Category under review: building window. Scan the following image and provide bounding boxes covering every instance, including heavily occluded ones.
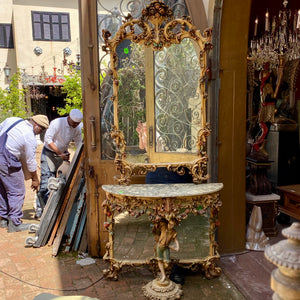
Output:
[0,24,14,48]
[32,11,71,41]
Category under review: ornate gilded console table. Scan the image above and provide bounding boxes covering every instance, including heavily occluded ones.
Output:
[99,1,220,298]
[101,182,223,282]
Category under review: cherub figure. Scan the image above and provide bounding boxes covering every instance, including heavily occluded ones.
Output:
[153,218,179,283]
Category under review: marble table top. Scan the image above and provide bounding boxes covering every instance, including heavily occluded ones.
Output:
[102,183,223,199]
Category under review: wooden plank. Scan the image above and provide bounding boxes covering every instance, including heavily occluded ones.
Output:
[37,143,84,247]
[31,176,66,248]
[47,145,84,246]
[74,202,87,252]
[51,161,84,256]
[65,142,84,180]
[73,200,87,251]
[75,205,87,252]
[78,222,87,253]
[39,144,84,247]
[64,182,86,252]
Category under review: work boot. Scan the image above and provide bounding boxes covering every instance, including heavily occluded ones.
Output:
[7,220,31,233]
[0,217,8,228]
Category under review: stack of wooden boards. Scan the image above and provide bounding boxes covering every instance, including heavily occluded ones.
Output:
[25,142,87,257]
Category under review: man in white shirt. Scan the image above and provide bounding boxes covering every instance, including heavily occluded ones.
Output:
[0,115,49,232]
[35,109,83,218]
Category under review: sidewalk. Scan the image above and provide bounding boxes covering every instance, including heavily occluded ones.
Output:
[0,145,248,299]
[0,223,246,300]
[0,181,246,300]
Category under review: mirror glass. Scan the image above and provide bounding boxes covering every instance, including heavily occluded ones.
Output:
[117,38,201,162]
[154,39,201,153]
[113,211,210,261]
[117,40,147,163]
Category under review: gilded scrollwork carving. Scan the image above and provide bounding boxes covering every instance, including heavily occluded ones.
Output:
[102,184,223,281]
[202,259,222,279]
[103,260,124,281]
[102,0,212,185]
[100,2,222,296]
[103,192,221,221]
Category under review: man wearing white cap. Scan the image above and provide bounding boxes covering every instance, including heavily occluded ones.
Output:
[35,109,83,218]
[0,115,49,232]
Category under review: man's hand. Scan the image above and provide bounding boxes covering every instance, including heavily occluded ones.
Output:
[31,179,40,191]
[59,151,70,161]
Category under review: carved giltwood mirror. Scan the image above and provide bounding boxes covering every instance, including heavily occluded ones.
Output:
[102,0,212,185]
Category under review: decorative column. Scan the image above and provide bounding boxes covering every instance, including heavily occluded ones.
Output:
[264,222,300,300]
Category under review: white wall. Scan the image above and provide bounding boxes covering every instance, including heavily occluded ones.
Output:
[0,0,81,90]
[0,0,14,89]
[12,0,80,86]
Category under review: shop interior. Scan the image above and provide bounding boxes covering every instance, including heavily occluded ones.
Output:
[246,0,300,233]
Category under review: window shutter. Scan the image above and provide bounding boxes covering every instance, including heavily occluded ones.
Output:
[52,24,60,40]
[61,24,69,40]
[5,25,13,47]
[0,25,5,47]
[32,11,70,41]
[43,24,51,40]
[33,23,42,40]
[0,24,14,48]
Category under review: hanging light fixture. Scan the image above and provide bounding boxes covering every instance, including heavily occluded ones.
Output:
[248,0,300,70]
[33,46,43,56]
[3,64,11,77]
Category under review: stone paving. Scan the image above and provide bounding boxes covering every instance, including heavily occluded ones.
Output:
[0,223,245,300]
[0,194,246,300]
[0,144,246,299]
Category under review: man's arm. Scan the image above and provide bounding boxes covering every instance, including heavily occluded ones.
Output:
[30,170,39,191]
[23,134,39,189]
[47,142,69,160]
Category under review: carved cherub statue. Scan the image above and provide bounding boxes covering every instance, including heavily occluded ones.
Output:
[153,217,179,283]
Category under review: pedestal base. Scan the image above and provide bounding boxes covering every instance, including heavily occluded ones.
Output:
[246,158,273,195]
[246,193,280,236]
[143,278,183,300]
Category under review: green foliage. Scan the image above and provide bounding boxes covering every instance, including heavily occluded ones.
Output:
[57,66,107,117]
[57,71,82,116]
[0,72,27,123]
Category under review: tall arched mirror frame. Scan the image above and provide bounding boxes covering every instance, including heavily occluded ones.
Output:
[102,0,212,185]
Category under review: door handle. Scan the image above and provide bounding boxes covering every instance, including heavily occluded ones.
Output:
[90,116,96,151]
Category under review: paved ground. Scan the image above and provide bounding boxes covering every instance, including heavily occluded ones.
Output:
[0,148,249,300]
[0,183,247,300]
[0,229,245,300]
[1,144,281,299]
[0,213,245,300]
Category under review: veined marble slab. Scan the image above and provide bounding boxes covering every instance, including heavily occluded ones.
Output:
[102,183,223,198]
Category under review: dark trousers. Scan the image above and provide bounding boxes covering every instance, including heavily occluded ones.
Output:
[0,132,25,225]
[36,147,63,210]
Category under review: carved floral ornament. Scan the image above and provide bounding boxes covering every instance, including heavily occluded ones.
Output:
[102,1,212,52]
[102,188,222,280]
[102,191,222,221]
[102,0,213,185]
